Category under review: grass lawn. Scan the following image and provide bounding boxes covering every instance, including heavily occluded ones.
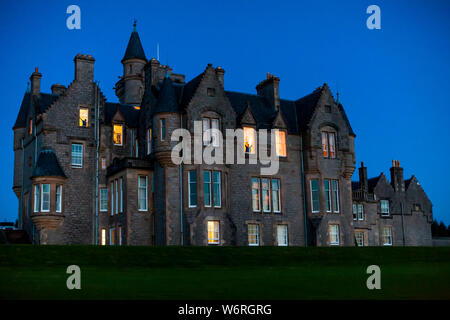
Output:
[0,245,449,300]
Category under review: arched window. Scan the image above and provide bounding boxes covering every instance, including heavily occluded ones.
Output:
[321,126,337,158]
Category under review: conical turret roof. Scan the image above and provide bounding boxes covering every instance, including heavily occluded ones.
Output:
[122,21,146,61]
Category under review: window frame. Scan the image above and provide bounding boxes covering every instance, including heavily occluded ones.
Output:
[203,171,212,207]
[332,180,340,213]
[202,117,220,147]
[120,178,123,213]
[357,204,364,221]
[138,175,148,211]
[321,131,337,159]
[382,226,393,246]
[56,185,62,213]
[243,126,256,154]
[34,184,40,213]
[207,220,220,245]
[109,227,115,245]
[113,124,123,146]
[251,178,261,212]
[100,187,108,212]
[277,224,288,246]
[271,178,281,213]
[329,224,340,246]
[213,171,222,208]
[275,129,287,157]
[247,224,260,246]
[160,119,166,141]
[324,179,332,212]
[79,107,89,127]
[355,231,365,247]
[310,179,320,213]
[188,170,198,208]
[380,200,390,216]
[261,178,271,213]
[71,143,83,168]
[40,184,50,212]
[147,128,152,154]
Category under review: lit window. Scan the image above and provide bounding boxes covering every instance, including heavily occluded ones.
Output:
[113,124,123,146]
[160,119,166,141]
[329,224,339,245]
[118,226,122,246]
[79,107,88,127]
[322,132,336,158]
[101,229,106,246]
[207,221,220,245]
[261,178,271,212]
[188,170,197,207]
[272,179,281,213]
[324,180,332,212]
[213,171,221,208]
[110,228,115,245]
[71,143,83,168]
[382,226,392,246]
[29,118,33,135]
[147,128,152,154]
[56,185,62,213]
[275,130,287,157]
[202,118,220,147]
[310,180,320,213]
[332,180,339,213]
[248,224,260,246]
[244,127,256,154]
[100,188,108,212]
[203,171,211,207]
[381,200,390,216]
[34,184,40,212]
[251,178,261,212]
[138,176,148,211]
[352,204,357,220]
[110,182,114,215]
[41,184,50,212]
[355,231,365,247]
[277,225,288,246]
[101,158,106,170]
[358,204,364,220]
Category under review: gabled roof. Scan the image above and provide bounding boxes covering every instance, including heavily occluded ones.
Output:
[104,103,140,127]
[180,72,204,108]
[13,93,59,129]
[367,176,381,193]
[122,28,146,61]
[294,87,323,131]
[32,148,66,178]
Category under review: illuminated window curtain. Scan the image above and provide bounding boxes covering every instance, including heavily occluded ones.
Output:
[272,179,281,212]
[113,124,123,145]
[275,130,287,156]
[41,184,50,212]
[203,171,211,207]
[101,229,106,246]
[277,225,288,246]
[207,221,219,244]
[79,108,88,127]
[321,132,328,157]
[248,224,259,246]
[261,178,271,212]
[188,170,197,207]
[324,180,331,212]
[332,180,339,212]
[244,127,256,154]
[329,132,336,158]
[110,228,115,245]
[213,171,221,208]
[310,180,320,212]
[251,178,261,212]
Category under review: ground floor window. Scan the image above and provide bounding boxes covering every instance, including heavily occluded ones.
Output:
[277,225,288,246]
[382,226,392,246]
[247,224,260,246]
[329,224,340,245]
[110,228,115,245]
[207,221,220,245]
[101,229,106,246]
[118,225,122,246]
[355,231,365,247]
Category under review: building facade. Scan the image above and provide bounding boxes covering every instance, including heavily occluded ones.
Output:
[12,25,432,246]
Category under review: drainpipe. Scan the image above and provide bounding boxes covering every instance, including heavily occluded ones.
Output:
[293,104,308,247]
[400,201,405,246]
[179,113,184,245]
[92,82,100,245]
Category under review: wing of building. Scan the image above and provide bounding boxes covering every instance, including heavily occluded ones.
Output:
[12,24,432,246]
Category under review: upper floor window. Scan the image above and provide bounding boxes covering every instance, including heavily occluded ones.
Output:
[188,170,197,208]
[34,185,40,212]
[41,184,50,212]
[138,175,148,211]
[353,204,364,220]
[213,171,221,208]
[248,224,260,246]
[160,119,166,141]
[381,200,390,216]
[56,185,62,213]
[329,224,340,245]
[207,220,220,245]
[277,225,288,246]
[325,180,339,213]
[79,107,88,127]
[119,178,124,213]
[355,231,365,246]
[203,171,221,208]
[135,138,139,157]
[251,178,261,212]
[100,188,108,212]
[28,118,33,135]
[202,117,220,147]
[71,143,83,168]
[113,124,123,146]
[252,177,281,213]
[382,226,392,245]
[207,88,216,97]
[244,127,256,154]
[321,131,336,158]
[275,130,287,157]
[310,179,320,213]
[147,128,152,154]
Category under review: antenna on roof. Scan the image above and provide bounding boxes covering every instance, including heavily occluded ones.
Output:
[157,43,160,61]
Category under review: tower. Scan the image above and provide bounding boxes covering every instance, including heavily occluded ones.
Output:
[115,20,147,105]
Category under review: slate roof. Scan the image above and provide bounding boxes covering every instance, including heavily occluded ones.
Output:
[351,175,382,193]
[153,75,179,115]
[32,148,66,178]
[122,29,146,61]
[351,181,360,190]
[104,103,140,128]
[180,72,204,108]
[13,93,59,129]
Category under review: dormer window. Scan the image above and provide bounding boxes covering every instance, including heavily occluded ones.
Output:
[79,107,89,127]
[275,130,287,157]
[113,124,123,146]
[321,131,336,158]
[243,127,256,154]
[207,88,216,97]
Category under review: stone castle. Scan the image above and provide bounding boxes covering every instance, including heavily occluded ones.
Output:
[12,23,433,246]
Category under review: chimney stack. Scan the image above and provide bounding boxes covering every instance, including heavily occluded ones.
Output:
[215,66,225,87]
[51,83,66,95]
[256,73,280,110]
[359,161,368,192]
[390,160,405,192]
[74,54,95,82]
[30,67,42,96]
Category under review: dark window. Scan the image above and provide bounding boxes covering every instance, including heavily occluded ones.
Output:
[207,88,216,97]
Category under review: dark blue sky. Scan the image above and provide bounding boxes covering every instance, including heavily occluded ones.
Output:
[0,0,449,224]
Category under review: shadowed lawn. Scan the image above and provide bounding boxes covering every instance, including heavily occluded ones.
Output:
[0,246,449,300]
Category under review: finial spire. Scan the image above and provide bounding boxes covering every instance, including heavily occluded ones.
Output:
[133,19,137,31]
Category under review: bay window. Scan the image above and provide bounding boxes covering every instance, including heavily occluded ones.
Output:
[34,184,40,212]
[322,132,336,158]
[41,184,50,212]
[56,185,62,213]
